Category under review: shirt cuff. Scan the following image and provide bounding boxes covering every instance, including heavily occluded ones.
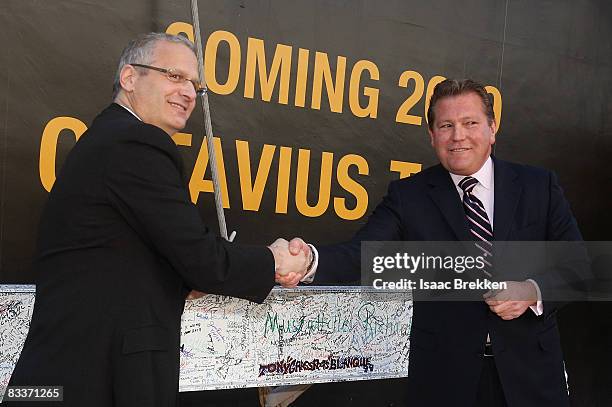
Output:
[300,244,318,284]
[526,278,543,316]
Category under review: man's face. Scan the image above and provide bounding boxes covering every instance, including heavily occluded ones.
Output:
[428,92,496,175]
[129,41,198,135]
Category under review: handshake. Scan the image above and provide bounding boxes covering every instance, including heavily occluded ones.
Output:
[269,237,314,288]
[186,237,313,300]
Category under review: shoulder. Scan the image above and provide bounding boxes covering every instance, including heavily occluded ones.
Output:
[495,157,550,175]
[92,104,175,147]
[93,104,182,166]
[494,157,555,186]
[388,163,447,192]
[117,124,184,176]
[125,121,178,152]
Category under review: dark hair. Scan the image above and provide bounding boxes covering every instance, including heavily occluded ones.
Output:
[427,79,494,129]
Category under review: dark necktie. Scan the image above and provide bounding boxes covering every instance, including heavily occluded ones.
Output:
[458,176,493,278]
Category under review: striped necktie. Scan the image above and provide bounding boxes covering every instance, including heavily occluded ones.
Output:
[458,176,493,278]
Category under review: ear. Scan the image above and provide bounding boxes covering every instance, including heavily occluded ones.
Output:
[428,127,435,147]
[489,120,497,145]
[119,65,138,93]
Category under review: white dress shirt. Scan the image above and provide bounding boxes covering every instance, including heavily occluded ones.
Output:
[449,156,494,230]
[117,103,142,121]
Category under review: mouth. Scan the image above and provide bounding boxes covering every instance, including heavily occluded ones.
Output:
[168,101,187,112]
[449,147,471,153]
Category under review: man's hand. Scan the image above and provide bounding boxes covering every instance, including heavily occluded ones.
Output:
[269,238,312,288]
[186,290,206,300]
[484,280,538,320]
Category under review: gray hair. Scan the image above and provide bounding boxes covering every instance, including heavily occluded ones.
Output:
[112,32,196,99]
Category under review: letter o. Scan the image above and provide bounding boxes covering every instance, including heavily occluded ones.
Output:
[39,117,87,191]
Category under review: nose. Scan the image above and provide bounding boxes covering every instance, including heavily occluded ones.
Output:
[451,125,467,141]
[179,81,197,100]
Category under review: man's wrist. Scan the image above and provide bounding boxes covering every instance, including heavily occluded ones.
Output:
[301,244,318,283]
[526,278,544,316]
[306,244,317,272]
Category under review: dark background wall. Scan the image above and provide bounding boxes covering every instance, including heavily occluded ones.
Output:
[0,1,610,405]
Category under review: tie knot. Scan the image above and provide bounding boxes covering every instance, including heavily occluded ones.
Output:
[458,176,478,193]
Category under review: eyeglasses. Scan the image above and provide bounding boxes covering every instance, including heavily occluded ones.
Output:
[129,63,204,95]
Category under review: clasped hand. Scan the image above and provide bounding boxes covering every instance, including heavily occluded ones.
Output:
[269,237,312,288]
[186,237,311,300]
[484,280,538,320]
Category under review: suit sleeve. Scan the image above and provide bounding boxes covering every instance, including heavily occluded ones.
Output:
[537,171,590,315]
[314,180,405,284]
[104,125,275,303]
[545,171,583,241]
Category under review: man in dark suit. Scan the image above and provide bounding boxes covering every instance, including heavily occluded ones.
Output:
[7,33,308,407]
[303,79,586,406]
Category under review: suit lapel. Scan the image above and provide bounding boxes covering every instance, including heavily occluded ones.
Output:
[492,158,521,241]
[427,165,473,241]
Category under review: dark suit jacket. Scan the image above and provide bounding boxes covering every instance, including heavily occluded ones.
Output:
[315,158,584,407]
[7,104,275,407]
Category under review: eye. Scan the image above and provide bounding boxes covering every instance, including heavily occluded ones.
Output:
[168,73,182,81]
[466,121,478,126]
[439,123,452,129]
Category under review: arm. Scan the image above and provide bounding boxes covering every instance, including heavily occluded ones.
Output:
[487,170,589,319]
[536,171,590,315]
[305,180,407,285]
[105,126,275,302]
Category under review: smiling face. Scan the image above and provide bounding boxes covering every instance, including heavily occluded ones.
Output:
[428,92,496,175]
[119,40,198,135]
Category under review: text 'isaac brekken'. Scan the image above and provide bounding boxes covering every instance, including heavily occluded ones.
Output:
[372,278,507,291]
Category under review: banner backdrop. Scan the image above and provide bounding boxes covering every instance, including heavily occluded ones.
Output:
[1,1,611,405]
